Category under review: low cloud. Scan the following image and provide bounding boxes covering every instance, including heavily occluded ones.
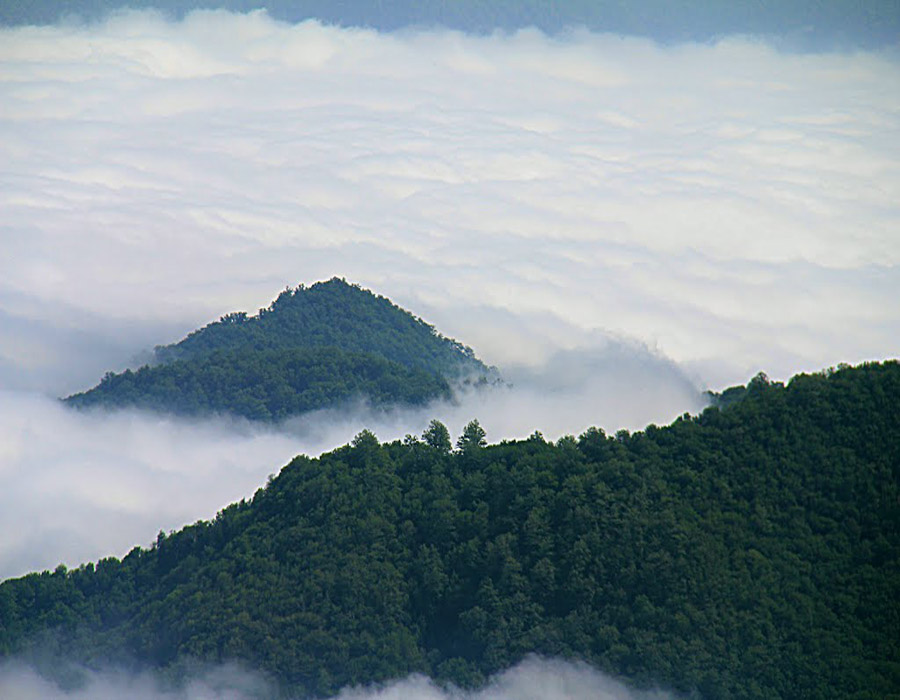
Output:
[0,656,676,700]
[0,337,700,580]
[0,660,272,700]
[0,390,301,579]
[339,656,675,700]
[0,7,897,592]
[0,298,190,396]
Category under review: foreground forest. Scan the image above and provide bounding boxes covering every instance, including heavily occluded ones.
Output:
[65,278,495,421]
[5,362,899,698]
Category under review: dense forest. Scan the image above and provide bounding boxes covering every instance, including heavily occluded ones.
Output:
[65,278,495,420]
[5,361,899,698]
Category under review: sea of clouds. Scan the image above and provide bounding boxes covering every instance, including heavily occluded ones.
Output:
[0,13,898,697]
[2,10,897,392]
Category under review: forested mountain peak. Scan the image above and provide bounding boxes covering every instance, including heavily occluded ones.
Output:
[155,277,486,376]
[17,361,900,698]
[64,278,496,421]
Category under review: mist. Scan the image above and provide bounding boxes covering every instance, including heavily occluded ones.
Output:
[2,11,897,393]
[337,656,676,700]
[0,655,676,700]
[1,2,897,614]
[0,333,701,580]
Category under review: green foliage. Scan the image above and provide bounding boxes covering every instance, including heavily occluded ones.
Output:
[456,419,487,452]
[8,361,900,698]
[422,419,452,453]
[64,279,496,421]
[65,347,452,421]
[153,278,486,376]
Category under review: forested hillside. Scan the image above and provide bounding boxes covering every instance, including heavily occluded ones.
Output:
[65,278,494,420]
[8,362,900,698]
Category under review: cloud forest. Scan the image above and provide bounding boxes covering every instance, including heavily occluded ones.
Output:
[3,361,899,698]
[1,3,898,699]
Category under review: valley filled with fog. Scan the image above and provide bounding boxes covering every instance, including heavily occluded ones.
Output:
[1,7,898,699]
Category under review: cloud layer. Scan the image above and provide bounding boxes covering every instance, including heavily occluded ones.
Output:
[0,656,675,700]
[0,390,299,579]
[0,10,897,583]
[338,656,674,700]
[0,340,700,579]
[1,11,898,391]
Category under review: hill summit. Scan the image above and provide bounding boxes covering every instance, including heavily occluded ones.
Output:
[65,278,496,421]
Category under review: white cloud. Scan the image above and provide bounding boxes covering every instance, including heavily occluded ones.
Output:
[0,9,897,582]
[0,390,300,579]
[0,336,700,579]
[0,660,273,700]
[0,11,897,391]
[0,656,675,700]
[339,656,674,699]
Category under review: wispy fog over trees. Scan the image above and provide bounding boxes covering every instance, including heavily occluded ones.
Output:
[5,361,899,698]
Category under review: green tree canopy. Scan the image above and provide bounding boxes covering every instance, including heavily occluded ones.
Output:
[7,361,899,699]
[456,419,487,451]
[64,279,499,422]
[422,419,452,452]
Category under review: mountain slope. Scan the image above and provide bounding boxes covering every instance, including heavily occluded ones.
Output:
[64,278,495,420]
[8,361,900,698]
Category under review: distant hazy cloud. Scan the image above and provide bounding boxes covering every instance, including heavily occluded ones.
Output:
[0,656,676,700]
[1,11,898,392]
[0,296,190,395]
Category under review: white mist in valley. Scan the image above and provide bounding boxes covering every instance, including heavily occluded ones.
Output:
[0,390,297,580]
[0,334,701,580]
[337,656,676,699]
[0,656,677,700]
[0,2,897,609]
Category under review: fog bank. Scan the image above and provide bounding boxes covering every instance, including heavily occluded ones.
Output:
[2,12,898,393]
[0,656,676,700]
[0,337,701,580]
[1,9,897,585]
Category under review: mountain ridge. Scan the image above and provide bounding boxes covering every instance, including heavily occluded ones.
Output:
[64,278,497,421]
[9,360,900,698]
